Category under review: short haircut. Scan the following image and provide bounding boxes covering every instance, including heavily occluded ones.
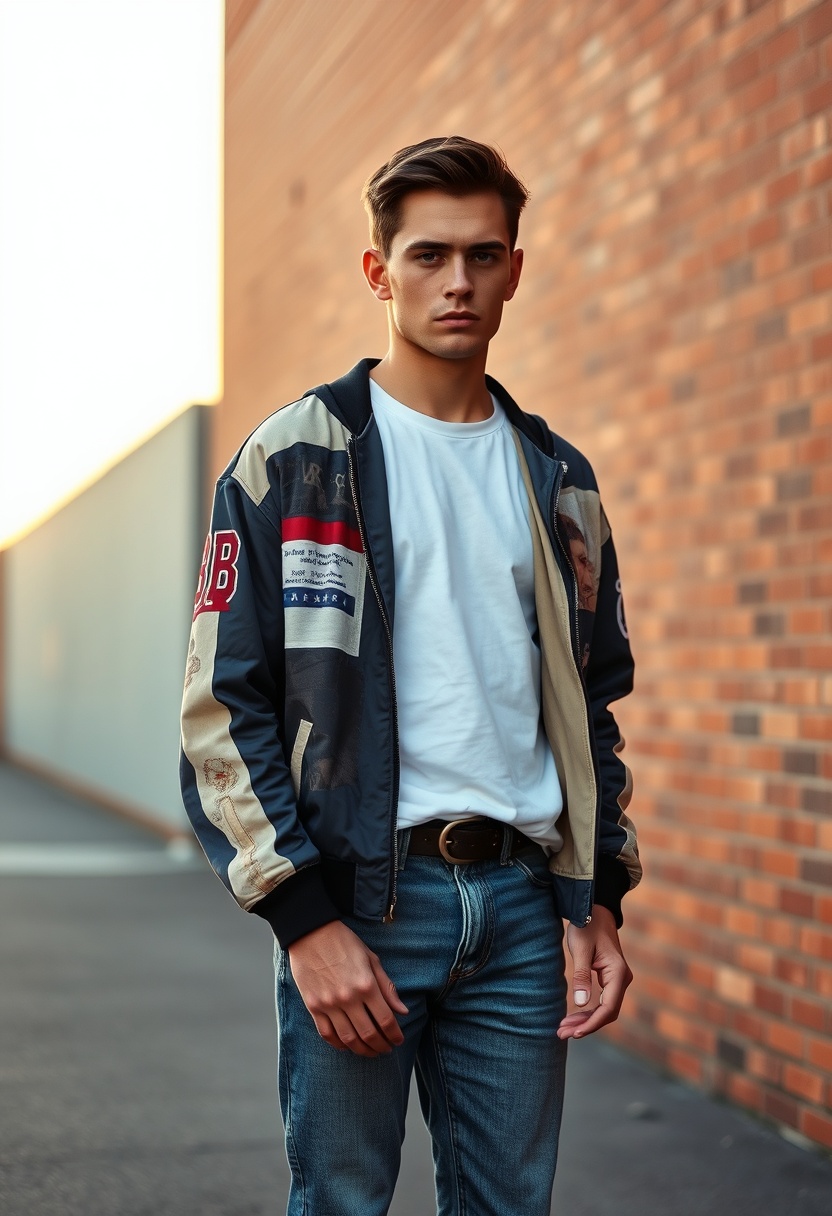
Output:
[362,136,529,257]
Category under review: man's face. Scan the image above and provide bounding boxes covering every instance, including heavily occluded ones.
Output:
[365,189,523,361]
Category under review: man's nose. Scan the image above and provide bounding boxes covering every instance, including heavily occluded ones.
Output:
[444,256,474,297]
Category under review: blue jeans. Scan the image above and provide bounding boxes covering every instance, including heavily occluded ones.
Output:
[274,833,568,1216]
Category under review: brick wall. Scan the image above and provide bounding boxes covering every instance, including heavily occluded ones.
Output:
[222,0,832,1149]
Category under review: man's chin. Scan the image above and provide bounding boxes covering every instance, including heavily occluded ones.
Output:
[414,334,488,362]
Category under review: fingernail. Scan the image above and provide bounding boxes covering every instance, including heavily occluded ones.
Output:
[575,990,589,1006]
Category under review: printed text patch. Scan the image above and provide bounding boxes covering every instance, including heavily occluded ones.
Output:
[282,516,366,655]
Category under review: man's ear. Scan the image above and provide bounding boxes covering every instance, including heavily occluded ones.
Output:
[504,247,524,302]
[363,248,392,301]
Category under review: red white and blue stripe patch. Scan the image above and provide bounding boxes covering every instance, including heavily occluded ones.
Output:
[281,516,366,655]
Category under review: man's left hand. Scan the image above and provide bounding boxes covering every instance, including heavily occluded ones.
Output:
[557,904,632,1040]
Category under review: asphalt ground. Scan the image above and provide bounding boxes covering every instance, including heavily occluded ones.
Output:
[1,760,831,1215]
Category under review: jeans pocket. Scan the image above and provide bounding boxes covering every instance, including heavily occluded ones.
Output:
[511,853,553,889]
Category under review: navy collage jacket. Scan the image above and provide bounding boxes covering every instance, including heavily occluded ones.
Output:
[180,359,641,947]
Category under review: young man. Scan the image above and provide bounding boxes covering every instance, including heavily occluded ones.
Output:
[180,136,641,1216]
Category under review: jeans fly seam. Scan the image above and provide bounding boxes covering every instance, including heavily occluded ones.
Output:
[449,866,473,978]
[449,869,495,982]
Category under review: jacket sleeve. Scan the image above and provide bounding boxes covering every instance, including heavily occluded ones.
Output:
[179,468,341,947]
[585,512,641,927]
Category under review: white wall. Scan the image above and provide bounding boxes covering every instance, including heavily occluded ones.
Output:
[3,407,208,829]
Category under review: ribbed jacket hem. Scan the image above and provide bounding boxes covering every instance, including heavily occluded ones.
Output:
[592,854,631,929]
[251,865,341,948]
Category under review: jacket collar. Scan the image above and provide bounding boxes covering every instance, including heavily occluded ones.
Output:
[310,357,550,450]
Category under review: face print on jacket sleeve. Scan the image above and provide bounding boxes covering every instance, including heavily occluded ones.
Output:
[556,485,609,615]
[560,515,597,612]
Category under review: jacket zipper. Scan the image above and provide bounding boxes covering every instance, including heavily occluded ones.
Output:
[551,459,593,925]
[347,438,400,921]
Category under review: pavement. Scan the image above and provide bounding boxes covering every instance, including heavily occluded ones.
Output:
[1,759,831,1216]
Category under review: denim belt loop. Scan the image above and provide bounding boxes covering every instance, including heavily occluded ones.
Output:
[397,827,412,871]
[499,825,515,865]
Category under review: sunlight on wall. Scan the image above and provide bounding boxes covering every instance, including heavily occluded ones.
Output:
[0,0,223,546]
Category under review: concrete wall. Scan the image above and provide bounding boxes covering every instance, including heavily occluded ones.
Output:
[2,406,208,831]
[221,0,832,1149]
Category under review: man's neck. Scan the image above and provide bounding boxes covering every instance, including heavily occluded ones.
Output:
[370,345,493,424]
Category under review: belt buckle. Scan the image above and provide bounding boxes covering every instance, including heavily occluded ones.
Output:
[438,818,483,864]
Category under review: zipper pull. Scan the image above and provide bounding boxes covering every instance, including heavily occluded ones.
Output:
[383,903,396,924]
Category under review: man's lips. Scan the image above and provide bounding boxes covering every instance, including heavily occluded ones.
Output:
[436,312,478,324]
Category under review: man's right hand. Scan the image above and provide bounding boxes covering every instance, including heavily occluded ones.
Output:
[287,920,409,1057]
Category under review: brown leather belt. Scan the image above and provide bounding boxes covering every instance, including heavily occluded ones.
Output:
[406,817,542,864]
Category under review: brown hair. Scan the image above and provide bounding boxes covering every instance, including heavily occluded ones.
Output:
[362,136,529,257]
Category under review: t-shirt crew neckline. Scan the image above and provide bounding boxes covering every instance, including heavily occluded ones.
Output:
[369,378,504,438]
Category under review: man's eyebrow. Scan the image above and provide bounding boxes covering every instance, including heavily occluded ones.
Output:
[401,238,509,254]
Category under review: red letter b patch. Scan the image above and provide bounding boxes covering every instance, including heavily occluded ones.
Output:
[194,530,241,617]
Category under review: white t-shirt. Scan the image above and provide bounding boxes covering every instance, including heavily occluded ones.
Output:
[370,379,564,852]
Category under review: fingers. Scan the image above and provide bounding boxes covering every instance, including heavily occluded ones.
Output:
[312,1012,348,1051]
[370,952,409,1015]
[306,971,405,1056]
[558,959,633,1039]
[556,1009,594,1039]
[355,968,407,1053]
[288,922,408,1057]
[577,964,632,1035]
[327,1008,393,1057]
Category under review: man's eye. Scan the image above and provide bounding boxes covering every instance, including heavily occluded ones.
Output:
[472,252,496,263]
[417,252,439,263]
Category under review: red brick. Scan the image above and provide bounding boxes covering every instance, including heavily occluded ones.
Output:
[781,45,821,92]
[766,169,802,206]
[764,1089,800,1128]
[805,79,832,116]
[726,1072,764,1111]
[766,1022,804,1059]
[759,24,800,69]
[748,214,783,248]
[783,1063,825,1104]
[779,886,814,918]
[790,997,828,1033]
[807,152,832,188]
[812,330,832,361]
[808,1037,832,1073]
[804,0,832,44]
[760,913,797,950]
[716,966,755,1005]
[799,927,832,961]
[731,1008,766,1044]
[754,982,785,1017]
[775,957,810,987]
[747,1046,781,1084]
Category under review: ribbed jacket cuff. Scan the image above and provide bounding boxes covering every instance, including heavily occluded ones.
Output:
[251,865,341,948]
[593,854,631,929]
